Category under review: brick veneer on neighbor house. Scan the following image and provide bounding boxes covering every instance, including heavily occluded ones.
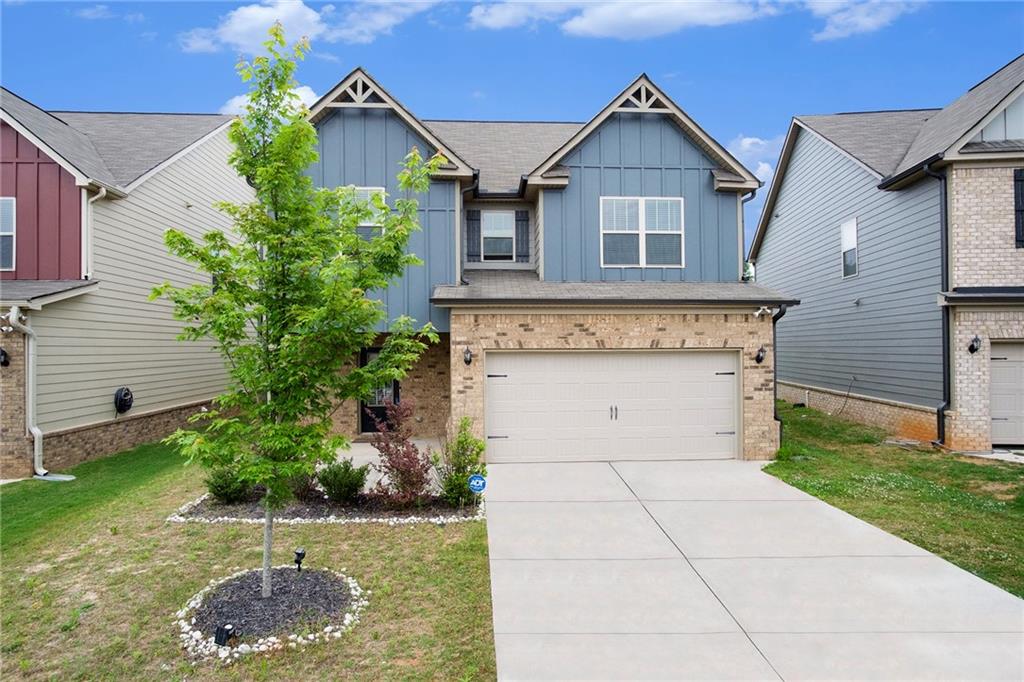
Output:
[448,310,780,460]
[949,165,1024,289]
[777,382,937,442]
[0,334,31,478]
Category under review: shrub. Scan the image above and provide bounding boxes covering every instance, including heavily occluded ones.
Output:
[434,417,486,508]
[205,466,251,504]
[369,400,433,507]
[288,472,320,502]
[318,459,369,504]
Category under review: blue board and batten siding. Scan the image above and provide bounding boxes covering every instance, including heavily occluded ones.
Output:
[309,108,455,331]
[755,128,943,407]
[543,113,740,282]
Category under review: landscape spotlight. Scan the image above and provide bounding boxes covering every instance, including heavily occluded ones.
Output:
[294,547,306,572]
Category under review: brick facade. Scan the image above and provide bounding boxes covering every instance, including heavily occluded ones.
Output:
[947,308,1024,451]
[448,310,779,460]
[778,381,937,441]
[0,334,31,479]
[949,164,1024,289]
[330,334,450,440]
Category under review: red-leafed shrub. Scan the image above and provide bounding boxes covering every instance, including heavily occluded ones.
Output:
[369,400,432,507]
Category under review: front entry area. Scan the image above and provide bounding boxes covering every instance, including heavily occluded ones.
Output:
[484,351,739,463]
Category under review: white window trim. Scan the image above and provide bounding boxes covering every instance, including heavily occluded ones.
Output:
[599,195,685,268]
[350,186,386,228]
[840,217,858,279]
[481,209,517,262]
[0,197,15,272]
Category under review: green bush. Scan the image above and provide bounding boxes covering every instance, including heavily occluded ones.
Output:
[434,418,486,508]
[288,472,320,502]
[205,466,252,504]
[318,458,369,504]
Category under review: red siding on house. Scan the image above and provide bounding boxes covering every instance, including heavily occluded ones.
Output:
[0,121,82,280]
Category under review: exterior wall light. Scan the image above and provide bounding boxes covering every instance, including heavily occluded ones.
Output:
[463,347,473,365]
[0,348,8,367]
[968,335,982,354]
[755,346,767,364]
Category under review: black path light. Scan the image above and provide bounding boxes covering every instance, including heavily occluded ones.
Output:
[294,547,306,572]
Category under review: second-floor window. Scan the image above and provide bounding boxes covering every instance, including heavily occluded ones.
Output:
[600,196,684,268]
[351,186,385,237]
[481,210,515,261]
[0,198,14,271]
[841,217,858,278]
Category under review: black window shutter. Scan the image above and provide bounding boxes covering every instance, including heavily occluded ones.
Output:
[515,210,530,263]
[466,209,481,262]
[1014,168,1024,248]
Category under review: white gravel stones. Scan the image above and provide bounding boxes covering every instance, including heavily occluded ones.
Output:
[167,493,486,526]
[176,565,369,664]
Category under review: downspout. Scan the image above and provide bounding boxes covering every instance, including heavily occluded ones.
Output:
[923,162,949,445]
[84,187,107,280]
[742,190,758,281]
[2,307,74,481]
[771,304,788,443]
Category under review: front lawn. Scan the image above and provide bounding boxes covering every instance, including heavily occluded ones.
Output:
[765,401,1024,597]
[0,443,496,680]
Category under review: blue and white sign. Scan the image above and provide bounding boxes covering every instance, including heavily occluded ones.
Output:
[468,473,487,494]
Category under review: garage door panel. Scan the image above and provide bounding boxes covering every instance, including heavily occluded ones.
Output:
[485,351,739,462]
[990,343,1024,445]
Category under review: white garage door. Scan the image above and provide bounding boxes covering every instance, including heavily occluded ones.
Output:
[484,351,739,462]
[991,343,1024,446]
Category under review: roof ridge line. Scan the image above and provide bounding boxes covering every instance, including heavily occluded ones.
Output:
[52,110,228,117]
[424,118,585,124]
[800,108,940,117]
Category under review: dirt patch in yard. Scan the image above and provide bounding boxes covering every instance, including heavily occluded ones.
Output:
[180,492,481,523]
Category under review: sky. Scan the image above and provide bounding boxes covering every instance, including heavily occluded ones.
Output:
[2,1,1022,248]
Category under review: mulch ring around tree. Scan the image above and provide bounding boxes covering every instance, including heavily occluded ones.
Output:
[177,566,368,663]
[170,491,483,525]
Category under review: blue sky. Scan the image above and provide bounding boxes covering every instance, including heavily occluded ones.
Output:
[2,1,1022,246]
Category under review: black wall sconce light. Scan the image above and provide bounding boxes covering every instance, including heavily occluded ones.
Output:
[463,347,473,365]
[0,348,9,367]
[754,346,767,364]
[967,335,982,354]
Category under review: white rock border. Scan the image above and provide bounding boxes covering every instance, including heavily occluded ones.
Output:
[167,493,485,526]
[176,565,369,663]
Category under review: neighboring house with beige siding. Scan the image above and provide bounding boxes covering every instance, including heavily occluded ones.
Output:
[0,88,250,479]
[750,54,1024,452]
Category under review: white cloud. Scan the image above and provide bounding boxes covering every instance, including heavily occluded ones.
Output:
[123,12,146,23]
[219,84,319,115]
[181,0,436,54]
[75,4,114,20]
[727,133,785,185]
[468,1,916,41]
[807,1,920,41]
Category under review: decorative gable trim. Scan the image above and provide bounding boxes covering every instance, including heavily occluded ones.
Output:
[308,68,474,179]
[948,80,1024,160]
[526,74,760,192]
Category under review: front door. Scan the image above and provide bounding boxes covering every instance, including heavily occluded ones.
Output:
[360,348,400,433]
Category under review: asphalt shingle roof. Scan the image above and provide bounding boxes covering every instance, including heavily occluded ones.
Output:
[1,87,232,191]
[797,110,938,177]
[424,120,583,194]
[432,270,798,306]
[0,279,98,305]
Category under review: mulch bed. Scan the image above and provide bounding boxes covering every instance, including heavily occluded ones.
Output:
[192,567,349,641]
[181,491,480,522]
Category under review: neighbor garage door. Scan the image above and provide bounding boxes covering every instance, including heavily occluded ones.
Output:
[990,342,1024,446]
[484,351,739,462]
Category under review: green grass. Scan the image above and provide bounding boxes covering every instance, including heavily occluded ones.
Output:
[0,443,496,680]
[765,401,1024,597]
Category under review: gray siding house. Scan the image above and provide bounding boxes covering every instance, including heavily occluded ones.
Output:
[750,54,1024,451]
[307,69,797,461]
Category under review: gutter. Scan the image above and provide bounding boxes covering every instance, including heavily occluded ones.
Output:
[1,307,74,481]
[923,161,950,445]
[878,153,943,191]
[771,304,788,444]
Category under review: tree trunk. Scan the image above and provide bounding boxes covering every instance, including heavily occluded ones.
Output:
[262,503,273,598]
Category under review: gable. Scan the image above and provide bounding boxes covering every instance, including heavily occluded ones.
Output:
[561,112,718,170]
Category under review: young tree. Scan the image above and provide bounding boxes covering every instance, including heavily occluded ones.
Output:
[153,25,442,598]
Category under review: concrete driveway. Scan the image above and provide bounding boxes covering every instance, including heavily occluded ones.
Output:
[485,460,1024,681]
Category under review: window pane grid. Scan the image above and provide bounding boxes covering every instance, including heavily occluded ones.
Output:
[0,198,13,271]
[482,210,515,261]
[350,186,385,227]
[600,196,683,267]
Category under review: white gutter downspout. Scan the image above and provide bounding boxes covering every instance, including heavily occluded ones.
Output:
[83,187,106,280]
[2,307,74,481]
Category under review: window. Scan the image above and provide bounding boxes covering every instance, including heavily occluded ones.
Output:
[841,217,858,278]
[0,198,14,271]
[600,196,684,267]
[1014,168,1023,248]
[350,186,385,235]
[481,210,515,261]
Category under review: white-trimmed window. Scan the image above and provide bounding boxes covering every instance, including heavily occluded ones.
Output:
[0,198,14,272]
[841,217,858,278]
[481,210,515,261]
[600,196,684,267]
[350,186,386,231]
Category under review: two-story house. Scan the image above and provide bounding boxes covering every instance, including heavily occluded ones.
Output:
[0,88,251,479]
[749,54,1024,452]
[309,69,798,462]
